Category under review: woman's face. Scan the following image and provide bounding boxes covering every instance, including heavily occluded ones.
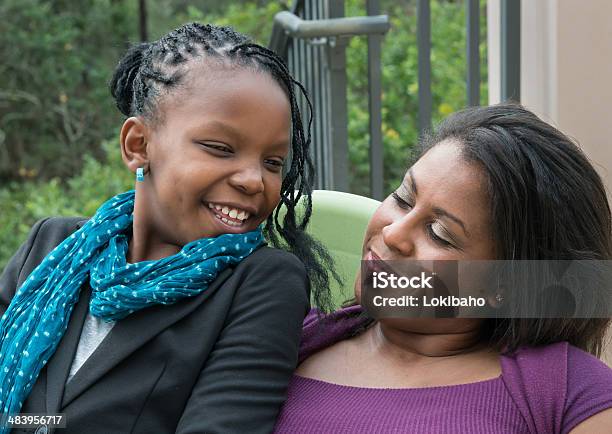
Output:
[124,65,290,250]
[356,139,496,302]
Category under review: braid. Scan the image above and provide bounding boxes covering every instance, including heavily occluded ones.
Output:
[234,44,340,312]
[109,23,339,311]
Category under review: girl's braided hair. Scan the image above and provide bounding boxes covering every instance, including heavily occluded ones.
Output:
[110,23,339,312]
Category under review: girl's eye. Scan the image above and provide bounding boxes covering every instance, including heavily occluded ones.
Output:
[264,159,284,172]
[392,191,414,210]
[200,143,233,155]
[427,222,454,248]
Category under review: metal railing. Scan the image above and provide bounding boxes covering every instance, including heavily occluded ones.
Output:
[270,0,521,200]
[270,0,390,199]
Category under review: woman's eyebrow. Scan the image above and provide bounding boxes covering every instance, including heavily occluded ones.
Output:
[407,169,418,196]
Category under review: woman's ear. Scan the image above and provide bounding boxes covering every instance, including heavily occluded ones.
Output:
[487,288,505,309]
[120,117,150,174]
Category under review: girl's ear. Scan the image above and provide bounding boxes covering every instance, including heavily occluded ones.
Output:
[120,117,150,174]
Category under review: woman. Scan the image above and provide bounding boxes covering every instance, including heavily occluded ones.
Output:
[274,104,612,433]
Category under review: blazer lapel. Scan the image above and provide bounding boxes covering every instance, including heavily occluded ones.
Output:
[61,266,233,408]
[45,283,92,415]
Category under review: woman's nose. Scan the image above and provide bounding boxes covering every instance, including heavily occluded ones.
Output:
[382,215,416,257]
[228,164,265,195]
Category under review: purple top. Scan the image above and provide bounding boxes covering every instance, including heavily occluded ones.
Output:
[274,307,612,434]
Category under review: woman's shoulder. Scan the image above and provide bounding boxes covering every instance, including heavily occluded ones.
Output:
[298,306,369,363]
[500,342,612,433]
[563,344,612,431]
[501,341,612,383]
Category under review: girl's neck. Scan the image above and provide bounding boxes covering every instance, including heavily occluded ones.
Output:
[127,195,181,263]
[126,235,180,263]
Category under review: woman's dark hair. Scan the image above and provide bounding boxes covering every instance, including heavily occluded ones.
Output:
[109,23,338,311]
[420,103,612,356]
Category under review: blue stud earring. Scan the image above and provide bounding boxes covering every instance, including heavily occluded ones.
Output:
[136,167,144,182]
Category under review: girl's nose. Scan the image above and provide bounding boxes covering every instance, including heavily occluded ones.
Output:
[228,164,265,195]
[382,214,417,257]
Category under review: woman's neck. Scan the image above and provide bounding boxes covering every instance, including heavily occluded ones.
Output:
[368,320,486,361]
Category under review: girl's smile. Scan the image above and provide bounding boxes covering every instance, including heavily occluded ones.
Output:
[205,201,255,231]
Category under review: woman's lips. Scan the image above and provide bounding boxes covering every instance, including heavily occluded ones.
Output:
[366,250,382,261]
[364,250,393,273]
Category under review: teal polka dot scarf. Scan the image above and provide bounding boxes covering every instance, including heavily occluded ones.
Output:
[0,190,264,426]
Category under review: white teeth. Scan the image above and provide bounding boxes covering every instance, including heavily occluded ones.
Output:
[207,202,251,222]
[219,216,241,227]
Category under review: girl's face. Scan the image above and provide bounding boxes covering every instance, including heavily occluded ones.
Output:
[356,139,496,302]
[124,66,291,250]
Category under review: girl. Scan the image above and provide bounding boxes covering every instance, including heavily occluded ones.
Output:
[0,23,332,434]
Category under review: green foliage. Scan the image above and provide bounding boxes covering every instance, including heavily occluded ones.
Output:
[0,0,285,184]
[0,0,135,182]
[345,0,488,195]
[152,1,283,45]
[0,139,131,272]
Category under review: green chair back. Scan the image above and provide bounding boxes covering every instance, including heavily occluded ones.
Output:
[301,190,380,307]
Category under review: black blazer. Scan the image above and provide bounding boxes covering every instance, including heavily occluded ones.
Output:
[0,217,310,434]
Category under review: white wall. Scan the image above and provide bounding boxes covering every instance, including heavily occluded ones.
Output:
[488,0,612,365]
[489,0,612,198]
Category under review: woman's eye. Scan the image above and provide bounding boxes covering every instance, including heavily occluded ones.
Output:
[427,222,453,248]
[392,192,413,210]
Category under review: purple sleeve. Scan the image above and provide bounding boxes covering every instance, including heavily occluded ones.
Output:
[500,343,568,434]
[561,345,612,433]
[298,305,367,363]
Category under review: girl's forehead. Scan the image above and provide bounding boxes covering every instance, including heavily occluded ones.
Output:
[151,64,291,144]
[160,63,286,112]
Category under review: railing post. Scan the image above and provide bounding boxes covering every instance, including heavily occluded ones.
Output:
[466,0,480,106]
[269,0,390,196]
[327,0,349,192]
[366,0,384,200]
[417,0,432,135]
[500,0,521,102]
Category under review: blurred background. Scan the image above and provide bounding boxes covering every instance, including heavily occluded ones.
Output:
[0,0,489,269]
